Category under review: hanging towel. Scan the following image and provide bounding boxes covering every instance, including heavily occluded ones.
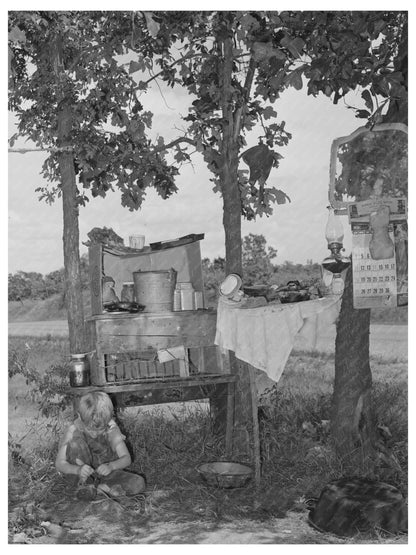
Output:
[215,296,341,383]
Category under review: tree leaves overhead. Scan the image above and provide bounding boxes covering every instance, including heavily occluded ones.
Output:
[242,144,275,186]
[9,10,407,220]
[8,11,180,210]
[334,129,408,202]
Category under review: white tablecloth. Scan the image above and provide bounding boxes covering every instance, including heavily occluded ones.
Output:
[214,296,341,383]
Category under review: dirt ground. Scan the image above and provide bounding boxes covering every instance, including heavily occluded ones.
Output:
[9,477,408,545]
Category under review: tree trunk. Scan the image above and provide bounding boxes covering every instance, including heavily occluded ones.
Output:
[332,265,376,467]
[219,29,243,276]
[222,156,242,275]
[332,21,407,467]
[218,28,258,467]
[51,34,86,354]
[57,103,87,354]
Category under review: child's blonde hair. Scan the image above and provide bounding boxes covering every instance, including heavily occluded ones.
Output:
[76,391,114,429]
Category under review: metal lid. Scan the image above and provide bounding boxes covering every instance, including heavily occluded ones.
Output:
[177,282,193,289]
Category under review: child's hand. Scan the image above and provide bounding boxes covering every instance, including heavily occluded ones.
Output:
[78,464,94,482]
[96,463,113,476]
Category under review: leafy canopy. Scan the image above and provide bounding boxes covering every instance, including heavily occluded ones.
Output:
[9,11,407,218]
[9,11,179,209]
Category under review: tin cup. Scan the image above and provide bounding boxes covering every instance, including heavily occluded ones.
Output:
[219,274,243,301]
[129,235,145,249]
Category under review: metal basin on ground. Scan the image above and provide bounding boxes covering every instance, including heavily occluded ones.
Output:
[196,461,253,489]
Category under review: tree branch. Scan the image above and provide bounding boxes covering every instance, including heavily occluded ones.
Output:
[132,50,197,88]
[152,136,196,153]
[233,54,257,141]
[8,146,74,153]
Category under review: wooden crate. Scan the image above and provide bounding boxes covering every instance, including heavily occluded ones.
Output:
[104,349,191,382]
[87,310,223,386]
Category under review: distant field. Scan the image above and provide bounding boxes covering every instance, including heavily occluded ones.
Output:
[8,293,408,324]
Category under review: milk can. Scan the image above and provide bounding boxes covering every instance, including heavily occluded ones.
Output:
[69,353,90,387]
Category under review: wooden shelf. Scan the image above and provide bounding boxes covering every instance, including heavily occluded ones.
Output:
[89,308,214,320]
[68,373,237,395]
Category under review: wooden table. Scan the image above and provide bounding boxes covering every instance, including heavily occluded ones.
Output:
[70,309,236,455]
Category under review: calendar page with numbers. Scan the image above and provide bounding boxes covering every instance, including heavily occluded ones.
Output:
[349,198,407,309]
[351,222,398,309]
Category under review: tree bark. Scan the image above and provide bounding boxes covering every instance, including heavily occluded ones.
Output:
[51,30,87,357]
[219,30,243,276]
[57,104,86,353]
[332,265,376,466]
[217,28,258,465]
[222,155,242,276]
[332,20,407,467]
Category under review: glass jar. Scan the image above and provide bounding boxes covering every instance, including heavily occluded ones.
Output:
[69,354,90,387]
[332,273,345,296]
[121,282,135,303]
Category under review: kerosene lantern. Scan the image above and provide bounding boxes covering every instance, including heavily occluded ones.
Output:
[321,206,350,294]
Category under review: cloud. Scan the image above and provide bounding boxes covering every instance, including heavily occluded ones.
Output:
[8,69,365,274]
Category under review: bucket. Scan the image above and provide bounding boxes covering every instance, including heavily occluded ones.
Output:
[133,269,177,312]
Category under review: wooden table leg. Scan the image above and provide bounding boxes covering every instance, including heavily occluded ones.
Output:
[225,380,235,457]
[231,357,261,486]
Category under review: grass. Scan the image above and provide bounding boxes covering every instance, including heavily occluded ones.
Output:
[8,291,92,322]
[9,292,408,324]
[8,336,408,540]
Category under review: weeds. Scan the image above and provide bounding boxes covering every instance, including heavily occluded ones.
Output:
[9,340,72,417]
[8,336,408,538]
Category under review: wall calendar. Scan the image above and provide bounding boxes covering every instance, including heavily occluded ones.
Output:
[349,198,407,310]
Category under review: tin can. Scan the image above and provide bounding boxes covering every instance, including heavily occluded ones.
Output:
[179,282,195,310]
[173,288,181,311]
[69,354,90,387]
[194,291,204,309]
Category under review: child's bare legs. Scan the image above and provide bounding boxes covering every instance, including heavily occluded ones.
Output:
[66,437,94,483]
[65,436,145,497]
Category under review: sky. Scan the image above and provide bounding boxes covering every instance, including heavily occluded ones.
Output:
[8,73,367,275]
[6,5,411,277]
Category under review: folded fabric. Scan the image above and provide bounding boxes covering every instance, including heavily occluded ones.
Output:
[215,296,341,383]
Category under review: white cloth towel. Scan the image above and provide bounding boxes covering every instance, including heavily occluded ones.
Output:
[215,296,341,383]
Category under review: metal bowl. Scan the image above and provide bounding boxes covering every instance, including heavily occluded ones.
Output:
[196,461,253,489]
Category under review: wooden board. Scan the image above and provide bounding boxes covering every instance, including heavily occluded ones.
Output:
[68,374,237,395]
[90,310,217,354]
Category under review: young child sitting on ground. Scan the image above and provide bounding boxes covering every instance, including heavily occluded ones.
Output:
[55,391,145,500]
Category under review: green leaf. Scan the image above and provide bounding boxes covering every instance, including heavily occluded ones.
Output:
[252,42,276,62]
[355,109,371,119]
[143,12,160,38]
[280,35,305,58]
[269,71,286,90]
[262,106,277,120]
[275,189,291,204]
[9,26,26,43]
[285,69,303,91]
[361,89,373,112]
[129,60,144,74]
